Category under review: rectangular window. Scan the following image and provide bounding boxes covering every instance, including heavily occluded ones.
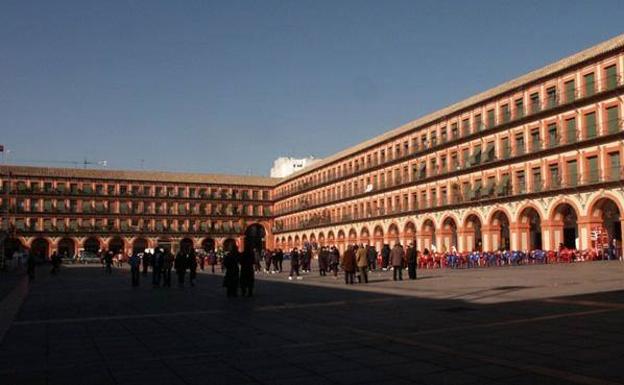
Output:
[530,129,540,152]
[548,123,558,148]
[501,137,510,159]
[566,117,577,143]
[516,171,526,194]
[609,152,621,181]
[451,123,459,139]
[532,167,542,192]
[430,130,437,147]
[462,119,470,136]
[515,133,525,156]
[546,87,557,108]
[607,105,620,134]
[606,65,618,90]
[501,104,511,123]
[585,112,596,138]
[567,160,578,187]
[441,127,447,143]
[530,93,540,114]
[584,73,595,97]
[462,148,470,168]
[587,156,599,183]
[565,80,576,103]
[484,141,495,162]
[549,164,559,188]
[515,98,524,119]
[487,110,495,129]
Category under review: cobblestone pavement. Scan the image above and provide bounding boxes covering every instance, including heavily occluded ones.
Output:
[1,261,624,385]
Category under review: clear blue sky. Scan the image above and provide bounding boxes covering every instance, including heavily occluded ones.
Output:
[2,0,624,176]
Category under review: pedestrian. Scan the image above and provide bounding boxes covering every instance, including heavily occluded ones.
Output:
[162,249,174,287]
[175,250,187,287]
[275,248,284,272]
[289,248,302,280]
[115,251,123,268]
[407,243,417,280]
[390,243,405,281]
[142,250,150,276]
[199,252,205,271]
[356,244,368,283]
[341,246,356,284]
[367,245,377,271]
[188,249,198,287]
[104,249,114,274]
[329,246,340,277]
[128,252,141,287]
[253,248,262,272]
[381,244,391,270]
[222,245,240,297]
[208,249,217,273]
[152,248,164,287]
[240,249,255,297]
[50,251,61,275]
[318,246,329,276]
[264,249,273,273]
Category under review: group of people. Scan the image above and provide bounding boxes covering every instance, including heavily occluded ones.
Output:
[123,248,201,288]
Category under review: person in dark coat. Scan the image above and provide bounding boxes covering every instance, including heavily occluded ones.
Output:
[390,244,405,281]
[128,252,141,287]
[188,249,198,287]
[289,248,301,280]
[367,245,377,271]
[341,246,356,284]
[318,247,329,276]
[406,243,417,280]
[104,250,114,274]
[274,249,283,272]
[174,250,187,287]
[222,245,240,297]
[50,251,61,275]
[239,249,255,297]
[142,251,151,276]
[162,249,174,287]
[381,244,391,270]
[152,248,164,287]
[329,246,340,277]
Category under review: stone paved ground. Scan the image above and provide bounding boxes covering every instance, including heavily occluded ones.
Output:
[1,261,624,385]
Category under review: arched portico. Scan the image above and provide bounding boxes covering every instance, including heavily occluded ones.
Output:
[418,219,436,252]
[440,217,458,252]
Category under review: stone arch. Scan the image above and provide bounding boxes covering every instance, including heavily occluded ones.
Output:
[463,212,484,251]
[387,223,400,246]
[550,201,580,250]
[223,238,237,252]
[327,231,335,247]
[132,237,149,254]
[318,232,326,246]
[337,229,346,252]
[440,216,458,252]
[294,234,301,248]
[57,237,76,258]
[108,236,125,254]
[588,196,623,256]
[31,237,50,259]
[287,235,293,249]
[180,237,194,253]
[309,233,317,245]
[518,206,543,250]
[359,226,370,245]
[403,221,416,246]
[83,237,101,253]
[419,218,436,252]
[489,210,511,251]
[201,237,216,252]
[347,228,358,245]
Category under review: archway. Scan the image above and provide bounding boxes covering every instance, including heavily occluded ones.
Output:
[201,238,216,252]
[327,231,336,248]
[108,236,125,254]
[287,236,293,249]
[180,238,195,253]
[83,237,100,253]
[420,219,436,251]
[464,214,483,251]
[337,230,346,252]
[318,232,325,246]
[309,233,317,249]
[3,238,24,260]
[387,223,400,246]
[301,234,309,249]
[223,238,238,252]
[373,225,384,251]
[403,222,416,247]
[57,238,75,257]
[157,237,172,253]
[551,203,578,249]
[589,197,622,256]
[519,207,542,250]
[359,227,370,246]
[348,228,357,246]
[441,217,458,252]
[132,237,149,254]
[490,210,510,251]
[31,238,49,259]
[294,235,301,248]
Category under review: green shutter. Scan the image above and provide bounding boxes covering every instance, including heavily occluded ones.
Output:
[567,161,578,187]
[610,153,621,181]
[585,112,596,138]
[607,106,619,134]
[588,157,599,183]
[566,118,577,143]
[565,80,576,102]
[584,73,595,96]
[606,66,617,90]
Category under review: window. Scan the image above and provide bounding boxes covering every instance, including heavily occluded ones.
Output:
[605,65,618,90]
[584,73,595,97]
[462,119,470,136]
[451,123,459,139]
[567,160,578,187]
[565,80,575,103]
[516,171,526,194]
[462,148,470,167]
[430,131,437,147]
[587,156,599,183]
[585,112,596,138]
[530,93,540,114]
[566,117,577,143]
[549,164,559,187]
[530,129,540,152]
[484,141,495,162]
[546,87,557,108]
[501,104,511,123]
[441,127,447,143]
[548,123,559,148]
[609,152,621,181]
[487,110,495,129]
[515,133,525,156]
[607,105,620,134]
[532,168,542,192]
[515,98,524,119]
[501,137,510,159]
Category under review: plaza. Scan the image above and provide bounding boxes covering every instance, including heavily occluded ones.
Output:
[1,261,624,385]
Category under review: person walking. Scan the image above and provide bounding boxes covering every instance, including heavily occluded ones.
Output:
[341,246,356,284]
[240,249,255,297]
[367,245,377,271]
[222,245,240,297]
[390,243,405,281]
[275,248,284,273]
[141,250,150,276]
[356,244,369,284]
[208,249,217,273]
[264,249,272,273]
[128,252,141,287]
[188,249,198,287]
[318,246,329,276]
[104,249,114,274]
[381,244,391,270]
[152,248,164,287]
[174,250,187,287]
[162,249,174,287]
[407,243,417,280]
[329,246,340,278]
[289,248,302,280]
[50,251,61,275]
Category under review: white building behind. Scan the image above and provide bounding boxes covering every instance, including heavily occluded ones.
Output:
[270,156,321,178]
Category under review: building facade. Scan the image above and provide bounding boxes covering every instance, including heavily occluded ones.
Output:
[271,35,624,256]
[0,166,274,258]
[3,35,624,260]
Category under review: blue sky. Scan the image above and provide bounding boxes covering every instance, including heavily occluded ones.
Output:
[2,0,624,176]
